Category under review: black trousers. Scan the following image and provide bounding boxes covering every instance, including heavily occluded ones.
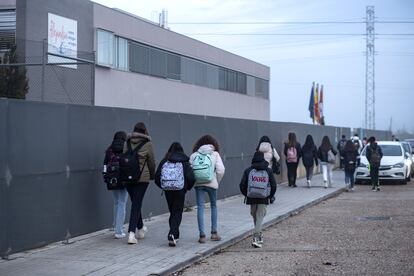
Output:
[370,166,379,187]
[165,190,186,239]
[304,165,314,181]
[286,162,299,186]
[127,182,149,233]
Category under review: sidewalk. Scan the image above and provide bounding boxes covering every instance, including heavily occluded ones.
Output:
[0,171,346,276]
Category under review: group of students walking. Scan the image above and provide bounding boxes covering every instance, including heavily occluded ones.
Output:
[103,123,379,249]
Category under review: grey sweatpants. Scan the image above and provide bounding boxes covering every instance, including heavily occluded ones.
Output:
[250,204,267,235]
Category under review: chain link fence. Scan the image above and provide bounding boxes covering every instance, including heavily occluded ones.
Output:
[0,39,95,105]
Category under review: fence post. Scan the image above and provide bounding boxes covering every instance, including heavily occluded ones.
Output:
[91,51,95,105]
[41,38,47,101]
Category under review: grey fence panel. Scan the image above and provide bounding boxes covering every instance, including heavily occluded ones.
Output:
[7,101,68,177]
[0,99,393,256]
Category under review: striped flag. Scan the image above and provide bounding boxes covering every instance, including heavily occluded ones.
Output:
[319,85,325,125]
[314,83,320,124]
[308,82,315,123]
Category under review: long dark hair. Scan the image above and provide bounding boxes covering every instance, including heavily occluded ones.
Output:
[165,142,184,159]
[320,136,332,151]
[113,131,127,141]
[192,134,220,153]
[287,132,297,147]
[302,134,315,150]
[344,140,355,152]
[256,135,273,151]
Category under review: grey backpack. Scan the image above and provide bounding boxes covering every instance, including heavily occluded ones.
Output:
[247,169,270,198]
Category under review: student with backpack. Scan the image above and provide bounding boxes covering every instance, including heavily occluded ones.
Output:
[190,135,225,243]
[342,140,359,191]
[283,132,302,187]
[318,136,337,188]
[301,135,319,188]
[366,136,383,191]
[155,142,195,247]
[122,122,156,245]
[240,151,276,248]
[337,135,347,169]
[103,131,128,239]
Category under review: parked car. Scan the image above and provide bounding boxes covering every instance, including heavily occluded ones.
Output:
[355,141,411,184]
[400,141,414,178]
[404,139,414,154]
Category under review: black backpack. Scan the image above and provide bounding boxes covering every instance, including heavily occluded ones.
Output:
[370,146,381,167]
[103,148,124,190]
[119,139,148,183]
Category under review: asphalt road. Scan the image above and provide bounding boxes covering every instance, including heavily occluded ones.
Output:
[177,181,414,276]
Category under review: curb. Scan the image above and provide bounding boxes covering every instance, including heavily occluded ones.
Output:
[157,187,346,276]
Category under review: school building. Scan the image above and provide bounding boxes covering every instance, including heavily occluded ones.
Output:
[0,0,270,121]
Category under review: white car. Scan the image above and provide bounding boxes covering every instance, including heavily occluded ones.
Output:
[356,141,411,184]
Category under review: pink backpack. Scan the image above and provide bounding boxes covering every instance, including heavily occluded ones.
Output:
[287,146,298,163]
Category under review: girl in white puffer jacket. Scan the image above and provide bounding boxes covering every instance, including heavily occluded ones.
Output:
[256,135,281,169]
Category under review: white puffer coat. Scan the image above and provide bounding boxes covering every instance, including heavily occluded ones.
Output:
[258,142,280,169]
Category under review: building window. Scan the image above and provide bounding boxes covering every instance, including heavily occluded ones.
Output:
[255,78,269,99]
[166,52,180,80]
[0,9,16,51]
[129,42,150,74]
[150,47,167,78]
[96,29,114,67]
[115,37,128,70]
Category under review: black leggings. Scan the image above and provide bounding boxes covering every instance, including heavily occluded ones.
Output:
[165,190,186,239]
[286,162,299,186]
[127,183,149,233]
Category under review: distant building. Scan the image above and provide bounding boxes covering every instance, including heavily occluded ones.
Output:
[1,0,270,120]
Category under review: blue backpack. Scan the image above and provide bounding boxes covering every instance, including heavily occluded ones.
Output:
[192,152,214,183]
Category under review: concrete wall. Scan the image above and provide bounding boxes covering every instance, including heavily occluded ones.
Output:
[94,68,270,120]
[0,0,15,8]
[0,99,392,256]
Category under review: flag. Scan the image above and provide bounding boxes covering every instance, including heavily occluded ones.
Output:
[308,82,315,123]
[314,83,320,124]
[319,85,325,125]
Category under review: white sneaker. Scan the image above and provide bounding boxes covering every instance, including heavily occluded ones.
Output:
[114,233,126,239]
[128,232,137,244]
[136,226,147,239]
[307,180,311,188]
[324,181,328,188]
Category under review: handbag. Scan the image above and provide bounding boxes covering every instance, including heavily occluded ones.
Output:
[271,156,281,175]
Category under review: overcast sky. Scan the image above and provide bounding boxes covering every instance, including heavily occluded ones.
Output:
[92,0,413,133]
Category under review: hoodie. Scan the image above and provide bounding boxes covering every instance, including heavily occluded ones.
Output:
[258,142,281,169]
[189,144,225,190]
[155,151,195,191]
[239,152,277,205]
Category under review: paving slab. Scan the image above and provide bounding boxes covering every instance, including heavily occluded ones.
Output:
[0,171,345,276]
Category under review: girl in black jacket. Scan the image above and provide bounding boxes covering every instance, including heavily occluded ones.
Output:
[317,136,337,188]
[301,135,319,188]
[240,151,277,248]
[341,140,359,191]
[155,142,195,247]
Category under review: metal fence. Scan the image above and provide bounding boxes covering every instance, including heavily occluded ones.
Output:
[0,98,393,257]
[0,39,95,105]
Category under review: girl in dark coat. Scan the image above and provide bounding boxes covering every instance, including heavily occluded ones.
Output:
[318,136,337,188]
[301,135,319,188]
[240,151,277,248]
[341,140,359,191]
[283,132,302,187]
[155,142,195,247]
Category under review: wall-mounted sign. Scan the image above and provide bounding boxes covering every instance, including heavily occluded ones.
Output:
[48,13,77,69]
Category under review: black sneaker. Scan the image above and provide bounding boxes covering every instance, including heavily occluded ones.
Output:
[376,186,380,191]
[371,186,376,192]
[168,234,176,247]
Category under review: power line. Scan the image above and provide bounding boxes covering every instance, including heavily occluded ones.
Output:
[170,21,414,25]
[184,33,414,36]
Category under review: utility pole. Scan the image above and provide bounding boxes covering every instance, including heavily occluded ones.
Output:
[365,6,375,129]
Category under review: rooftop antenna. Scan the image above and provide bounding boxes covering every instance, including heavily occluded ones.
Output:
[159,9,168,29]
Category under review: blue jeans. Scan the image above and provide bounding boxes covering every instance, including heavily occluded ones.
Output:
[195,186,218,236]
[344,169,355,188]
[112,189,128,235]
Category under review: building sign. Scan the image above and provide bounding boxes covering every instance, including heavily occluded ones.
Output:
[48,13,77,69]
